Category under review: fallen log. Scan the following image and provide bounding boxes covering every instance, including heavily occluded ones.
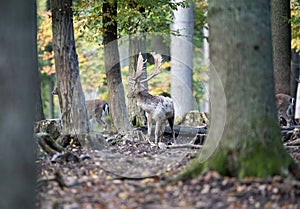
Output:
[166,144,202,149]
[141,125,207,137]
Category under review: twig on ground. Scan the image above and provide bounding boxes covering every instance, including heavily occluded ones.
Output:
[37,171,81,189]
[166,144,202,149]
[97,162,160,181]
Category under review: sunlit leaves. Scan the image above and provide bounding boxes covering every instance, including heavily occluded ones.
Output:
[73,0,194,41]
[37,0,107,100]
[37,10,55,75]
[291,0,300,51]
[193,0,208,47]
[37,0,208,106]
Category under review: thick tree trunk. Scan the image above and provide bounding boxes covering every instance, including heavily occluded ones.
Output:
[271,0,291,95]
[170,1,194,118]
[181,0,293,179]
[51,0,90,134]
[103,0,131,133]
[0,1,37,208]
[128,34,147,126]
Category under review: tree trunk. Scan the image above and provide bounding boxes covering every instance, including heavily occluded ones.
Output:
[170,1,194,118]
[127,5,150,127]
[35,73,45,121]
[49,74,55,118]
[293,50,300,120]
[200,25,209,113]
[128,34,147,127]
[180,0,293,179]
[103,0,131,133]
[271,0,291,95]
[291,49,300,98]
[50,0,90,134]
[0,1,37,208]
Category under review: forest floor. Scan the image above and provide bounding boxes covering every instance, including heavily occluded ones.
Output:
[36,128,300,209]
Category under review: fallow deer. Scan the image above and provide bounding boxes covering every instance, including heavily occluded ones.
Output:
[275,93,296,127]
[127,52,176,145]
[85,99,109,130]
[52,88,109,130]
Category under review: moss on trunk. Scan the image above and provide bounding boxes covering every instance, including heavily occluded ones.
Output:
[210,139,291,178]
[179,118,293,180]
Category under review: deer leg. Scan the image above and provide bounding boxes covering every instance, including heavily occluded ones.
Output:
[100,115,107,130]
[146,113,152,137]
[160,122,165,143]
[146,114,156,146]
[168,116,176,144]
[154,120,163,145]
[101,120,107,130]
[96,117,107,130]
[146,113,154,145]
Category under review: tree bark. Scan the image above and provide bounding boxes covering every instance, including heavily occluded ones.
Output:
[50,0,90,135]
[127,4,147,127]
[128,34,147,127]
[170,1,194,118]
[293,50,300,120]
[49,74,55,118]
[103,0,131,133]
[35,74,45,121]
[291,49,300,98]
[271,0,291,95]
[180,0,293,179]
[0,1,37,208]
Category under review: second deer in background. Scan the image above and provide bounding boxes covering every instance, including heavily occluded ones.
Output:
[127,52,176,145]
[52,87,109,131]
[85,99,109,130]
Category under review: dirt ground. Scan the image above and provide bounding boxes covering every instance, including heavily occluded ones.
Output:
[35,130,300,209]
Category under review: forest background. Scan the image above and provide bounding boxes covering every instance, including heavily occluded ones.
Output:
[37,0,300,120]
[37,0,208,119]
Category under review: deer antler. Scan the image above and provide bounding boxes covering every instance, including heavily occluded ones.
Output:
[129,52,147,83]
[140,52,163,83]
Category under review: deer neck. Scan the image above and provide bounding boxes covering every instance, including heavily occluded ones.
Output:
[136,91,155,101]
[135,91,157,111]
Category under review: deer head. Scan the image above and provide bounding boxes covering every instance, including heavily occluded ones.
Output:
[127,52,163,98]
